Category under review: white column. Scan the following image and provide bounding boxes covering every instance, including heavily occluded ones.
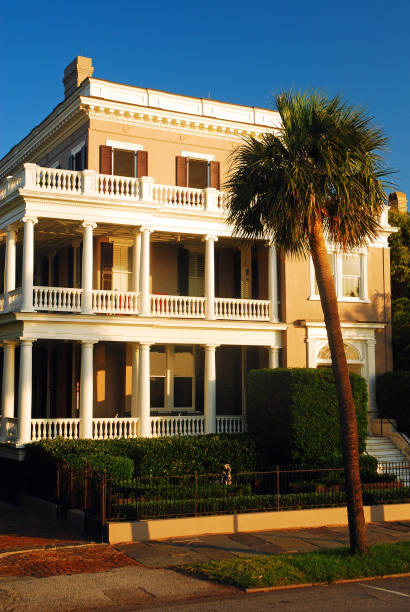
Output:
[204,344,218,434]
[79,340,95,439]
[4,226,17,311]
[204,235,218,320]
[17,339,34,445]
[21,217,38,312]
[166,345,174,412]
[268,242,279,322]
[130,342,139,419]
[138,343,151,437]
[1,340,17,442]
[139,227,152,316]
[132,230,141,294]
[81,221,96,314]
[268,346,280,369]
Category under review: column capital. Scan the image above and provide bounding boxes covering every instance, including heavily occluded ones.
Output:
[6,224,18,234]
[203,234,218,243]
[139,225,154,234]
[203,343,220,350]
[139,342,153,350]
[81,220,97,230]
[21,216,38,225]
[3,339,18,348]
[81,339,98,347]
[19,337,35,346]
[267,345,280,351]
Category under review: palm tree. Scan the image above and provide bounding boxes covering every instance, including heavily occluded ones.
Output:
[226,92,390,554]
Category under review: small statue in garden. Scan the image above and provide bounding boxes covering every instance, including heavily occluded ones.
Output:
[221,463,232,486]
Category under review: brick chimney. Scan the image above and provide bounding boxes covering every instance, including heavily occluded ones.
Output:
[388,191,408,214]
[63,56,94,98]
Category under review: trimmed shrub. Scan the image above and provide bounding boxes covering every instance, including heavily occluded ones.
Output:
[25,434,258,478]
[65,454,134,481]
[376,371,410,436]
[246,368,368,466]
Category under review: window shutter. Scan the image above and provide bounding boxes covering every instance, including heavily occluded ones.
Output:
[251,246,259,299]
[233,250,241,298]
[137,150,148,177]
[101,242,113,290]
[176,156,187,187]
[100,145,112,175]
[209,161,220,190]
[177,247,189,295]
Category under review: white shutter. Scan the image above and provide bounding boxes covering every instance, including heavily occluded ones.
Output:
[112,244,132,291]
[188,252,205,297]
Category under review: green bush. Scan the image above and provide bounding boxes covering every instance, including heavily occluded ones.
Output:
[246,368,368,466]
[376,371,410,436]
[25,434,258,478]
[65,454,134,481]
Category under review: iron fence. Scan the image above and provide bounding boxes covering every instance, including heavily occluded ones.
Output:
[55,461,410,527]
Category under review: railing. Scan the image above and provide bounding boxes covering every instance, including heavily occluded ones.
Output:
[97,175,140,199]
[215,298,270,320]
[35,167,83,193]
[31,418,80,441]
[33,287,83,312]
[152,184,205,209]
[216,416,246,434]
[92,290,139,314]
[0,171,24,199]
[7,287,22,311]
[150,416,206,437]
[93,418,140,440]
[150,294,206,318]
[0,417,18,443]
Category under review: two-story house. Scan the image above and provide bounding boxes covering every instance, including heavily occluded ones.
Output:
[0,57,395,450]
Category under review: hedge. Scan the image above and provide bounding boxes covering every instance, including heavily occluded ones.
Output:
[246,368,368,466]
[376,371,410,436]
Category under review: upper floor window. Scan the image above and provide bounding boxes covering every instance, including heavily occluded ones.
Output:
[100,141,148,177]
[69,142,87,171]
[176,152,220,190]
[310,251,368,302]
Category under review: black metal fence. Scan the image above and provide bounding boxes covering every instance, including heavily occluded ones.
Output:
[55,461,410,529]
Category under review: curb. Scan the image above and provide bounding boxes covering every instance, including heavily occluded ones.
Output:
[0,542,101,561]
[245,571,410,593]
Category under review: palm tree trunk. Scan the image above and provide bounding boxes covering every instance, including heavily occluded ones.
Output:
[309,217,369,554]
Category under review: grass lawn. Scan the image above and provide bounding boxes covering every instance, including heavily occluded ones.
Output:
[181,542,410,589]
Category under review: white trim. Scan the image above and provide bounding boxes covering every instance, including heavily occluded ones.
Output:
[309,250,369,303]
[106,140,143,152]
[71,141,86,156]
[181,151,215,162]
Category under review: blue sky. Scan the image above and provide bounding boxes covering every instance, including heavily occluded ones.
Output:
[1,0,408,204]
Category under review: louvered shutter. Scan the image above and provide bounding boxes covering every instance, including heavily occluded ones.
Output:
[100,145,112,175]
[176,156,187,186]
[177,248,189,295]
[101,242,113,290]
[209,161,220,190]
[137,150,148,177]
[233,250,241,298]
[251,246,259,299]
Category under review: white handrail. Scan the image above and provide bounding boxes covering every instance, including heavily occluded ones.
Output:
[215,297,270,320]
[152,184,204,209]
[31,418,80,441]
[92,418,139,439]
[97,175,140,199]
[33,287,83,312]
[150,294,205,318]
[150,416,205,437]
[36,167,83,193]
[92,290,139,314]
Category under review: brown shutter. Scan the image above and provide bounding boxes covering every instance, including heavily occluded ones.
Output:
[176,156,187,186]
[101,242,113,290]
[137,150,148,177]
[100,145,112,175]
[209,161,220,189]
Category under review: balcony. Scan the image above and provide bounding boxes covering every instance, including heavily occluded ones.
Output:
[0,164,228,214]
[3,286,271,321]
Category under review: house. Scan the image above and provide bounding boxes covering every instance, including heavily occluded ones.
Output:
[0,57,395,449]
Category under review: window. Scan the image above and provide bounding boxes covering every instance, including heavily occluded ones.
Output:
[100,142,147,177]
[176,152,220,190]
[188,251,205,297]
[310,251,368,301]
[69,142,87,171]
[100,242,132,291]
[150,346,165,408]
[174,346,193,408]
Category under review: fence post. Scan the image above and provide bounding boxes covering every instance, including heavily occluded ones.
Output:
[101,473,107,527]
[276,466,280,511]
[56,463,61,517]
[69,467,74,508]
[194,472,198,516]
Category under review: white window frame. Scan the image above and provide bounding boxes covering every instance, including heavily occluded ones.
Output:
[181,151,215,162]
[106,140,143,152]
[309,249,369,303]
[71,141,86,157]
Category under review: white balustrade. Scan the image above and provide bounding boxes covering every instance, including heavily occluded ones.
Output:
[215,298,270,321]
[97,174,140,199]
[31,418,80,441]
[150,294,205,318]
[7,287,22,311]
[33,287,83,312]
[217,191,228,209]
[216,416,246,434]
[92,417,140,439]
[150,416,205,437]
[35,167,83,193]
[92,290,139,314]
[152,184,204,209]
[1,417,18,442]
